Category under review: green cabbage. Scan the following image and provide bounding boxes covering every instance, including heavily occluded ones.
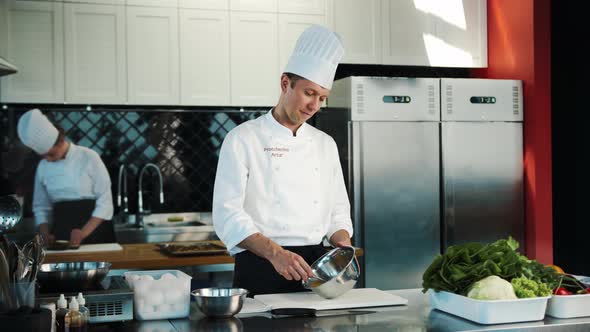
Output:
[467,275,518,300]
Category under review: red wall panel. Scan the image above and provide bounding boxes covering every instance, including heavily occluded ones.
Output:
[472,0,552,263]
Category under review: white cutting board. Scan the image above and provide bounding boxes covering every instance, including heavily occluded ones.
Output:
[47,243,123,254]
[254,288,408,310]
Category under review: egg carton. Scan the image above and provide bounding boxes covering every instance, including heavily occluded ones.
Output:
[124,270,192,320]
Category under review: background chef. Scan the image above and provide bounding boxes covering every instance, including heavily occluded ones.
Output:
[17,109,115,246]
[213,25,353,296]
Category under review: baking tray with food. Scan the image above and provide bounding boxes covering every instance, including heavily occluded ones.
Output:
[156,242,227,256]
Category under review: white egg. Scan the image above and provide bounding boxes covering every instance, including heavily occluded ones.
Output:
[164,289,182,304]
[159,273,176,280]
[136,298,145,308]
[135,300,145,313]
[134,281,150,295]
[141,275,154,281]
[141,305,155,313]
[156,304,172,312]
[146,291,164,306]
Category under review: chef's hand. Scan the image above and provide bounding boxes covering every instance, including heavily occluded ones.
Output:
[42,233,55,246]
[39,223,55,246]
[269,249,315,281]
[329,230,352,248]
[70,228,84,247]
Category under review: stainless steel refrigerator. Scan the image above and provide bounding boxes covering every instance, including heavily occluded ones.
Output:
[316,77,441,289]
[317,77,525,290]
[440,78,524,251]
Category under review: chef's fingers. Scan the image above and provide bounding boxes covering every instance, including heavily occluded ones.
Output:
[292,255,314,278]
[290,261,310,281]
[287,265,305,281]
[299,258,315,277]
[280,267,293,280]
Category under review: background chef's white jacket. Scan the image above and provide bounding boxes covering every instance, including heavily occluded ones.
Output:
[33,143,114,227]
[213,110,353,255]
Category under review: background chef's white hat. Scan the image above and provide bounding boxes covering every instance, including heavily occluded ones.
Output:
[17,109,59,155]
[284,24,344,90]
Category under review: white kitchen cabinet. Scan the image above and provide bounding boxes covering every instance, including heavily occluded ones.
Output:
[278,13,325,72]
[0,1,6,59]
[383,0,486,67]
[381,0,433,66]
[278,0,325,15]
[63,0,125,5]
[179,0,229,10]
[429,0,487,67]
[230,0,277,13]
[1,0,64,103]
[126,0,178,7]
[230,11,279,106]
[326,0,381,64]
[64,3,126,104]
[179,9,230,106]
[127,6,179,105]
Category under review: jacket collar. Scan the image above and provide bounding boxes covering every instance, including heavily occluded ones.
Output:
[264,109,308,140]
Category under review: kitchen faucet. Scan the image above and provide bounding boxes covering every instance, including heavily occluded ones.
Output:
[117,164,129,214]
[136,163,164,227]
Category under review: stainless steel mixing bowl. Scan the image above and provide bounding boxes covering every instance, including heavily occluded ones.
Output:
[37,261,111,291]
[191,288,248,318]
[302,246,360,299]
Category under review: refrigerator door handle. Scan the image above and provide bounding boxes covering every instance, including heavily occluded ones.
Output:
[350,121,363,250]
[442,125,455,252]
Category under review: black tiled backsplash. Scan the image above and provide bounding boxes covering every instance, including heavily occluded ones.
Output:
[0,106,267,219]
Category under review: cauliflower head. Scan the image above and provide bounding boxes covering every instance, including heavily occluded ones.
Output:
[467,275,518,300]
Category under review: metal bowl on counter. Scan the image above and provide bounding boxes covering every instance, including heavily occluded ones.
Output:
[302,246,360,299]
[191,288,248,318]
[37,261,111,292]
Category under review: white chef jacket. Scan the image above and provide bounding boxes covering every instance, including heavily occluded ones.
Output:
[213,110,353,255]
[33,143,113,227]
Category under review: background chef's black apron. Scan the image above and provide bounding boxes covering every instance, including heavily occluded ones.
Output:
[51,199,116,244]
[233,244,326,297]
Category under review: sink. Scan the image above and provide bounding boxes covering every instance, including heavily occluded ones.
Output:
[114,212,217,244]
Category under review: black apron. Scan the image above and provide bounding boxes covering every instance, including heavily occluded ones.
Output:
[51,199,116,244]
[233,244,327,297]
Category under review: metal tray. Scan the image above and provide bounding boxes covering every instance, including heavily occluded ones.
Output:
[157,242,227,256]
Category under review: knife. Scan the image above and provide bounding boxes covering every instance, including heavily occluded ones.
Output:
[270,308,375,318]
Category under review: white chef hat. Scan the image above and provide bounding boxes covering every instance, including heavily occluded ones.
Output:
[284,24,345,90]
[17,109,59,155]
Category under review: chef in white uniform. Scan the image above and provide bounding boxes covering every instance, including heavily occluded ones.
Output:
[213,25,352,296]
[17,109,115,246]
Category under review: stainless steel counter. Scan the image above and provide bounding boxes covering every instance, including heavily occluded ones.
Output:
[90,289,590,332]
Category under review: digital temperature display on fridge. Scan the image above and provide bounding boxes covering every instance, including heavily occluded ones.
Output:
[383,96,411,103]
[470,96,496,104]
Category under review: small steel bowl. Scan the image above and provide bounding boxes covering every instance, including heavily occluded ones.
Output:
[191,288,248,318]
[302,246,360,299]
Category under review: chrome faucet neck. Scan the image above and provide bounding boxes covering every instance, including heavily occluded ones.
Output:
[137,163,165,226]
[117,165,129,213]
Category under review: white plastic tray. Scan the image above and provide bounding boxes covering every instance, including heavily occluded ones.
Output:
[429,290,549,324]
[546,294,590,318]
[124,270,192,320]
